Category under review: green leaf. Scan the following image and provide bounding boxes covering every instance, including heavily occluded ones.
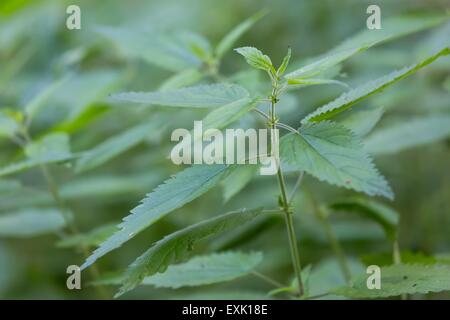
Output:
[0,133,74,177]
[25,133,71,160]
[435,254,450,265]
[45,69,122,122]
[0,160,53,177]
[116,208,264,297]
[221,165,258,203]
[308,258,365,299]
[96,251,263,289]
[0,208,66,238]
[24,76,70,122]
[287,78,349,90]
[54,104,110,134]
[333,264,450,298]
[229,69,264,95]
[329,197,399,242]
[0,109,21,138]
[280,121,393,199]
[59,173,164,201]
[269,265,311,297]
[285,13,449,83]
[81,164,235,270]
[75,119,164,173]
[56,224,118,248]
[215,10,267,59]
[142,252,263,288]
[277,47,291,76]
[96,26,201,72]
[159,69,203,91]
[171,97,257,153]
[361,251,438,267]
[285,46,367,81]
[334,105,384,137]
[176,31,212,62]
[111,84,249,108]
[200,98,257,130]
[0,179,22,193]
[334,14,449,52]
[364,115,450,155]
[302,47,450,123]
[0,172,165,211]
[234,47,275,73]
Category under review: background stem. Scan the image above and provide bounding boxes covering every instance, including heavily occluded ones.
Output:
[251,270,284,288]
[319,213,352,285]
[22,128,109,299]
[39,163,108,298]
[393,238,407,300]
[393,239,402,265]
[269,95,304,296]
[308,190,352,286]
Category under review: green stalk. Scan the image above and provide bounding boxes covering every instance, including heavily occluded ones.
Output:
[269,84,304,296]
[318,209,352,285]
[393,239,401,265]
[251,270,285,288]
[308,190,352,286]
[40,162,109,299]
[393,238,407,300]
[21,128,109,299]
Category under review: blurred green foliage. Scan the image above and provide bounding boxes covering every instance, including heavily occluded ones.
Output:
[0,0,449,299]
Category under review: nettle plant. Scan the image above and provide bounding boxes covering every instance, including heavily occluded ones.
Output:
[2,12,450,299]
[82,15,450,298]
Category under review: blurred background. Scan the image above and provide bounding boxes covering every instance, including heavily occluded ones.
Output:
[0,0,449,299]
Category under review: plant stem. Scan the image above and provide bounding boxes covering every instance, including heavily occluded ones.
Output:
[282,203,305,296]
[269,89,304,296]
[207,61,227,83]
[40,163,109,299]
[252,108,271,121]
[276,122,299,134]
[310,192,352,285]
[39,164,76,232]
[288,171,304,205]
[319,210,352,285]
[393,239,401,265]
[22,129,109,299]
[251,270,285,288]
[393,238,407,300]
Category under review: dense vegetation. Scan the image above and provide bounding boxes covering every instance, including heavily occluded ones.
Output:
[0,0,450,299]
